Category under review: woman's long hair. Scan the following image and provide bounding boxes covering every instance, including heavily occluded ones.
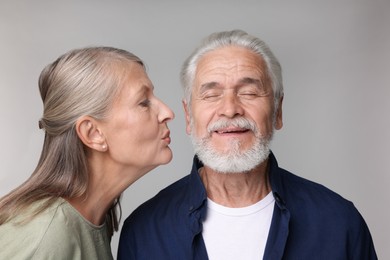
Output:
[0,47,144,236]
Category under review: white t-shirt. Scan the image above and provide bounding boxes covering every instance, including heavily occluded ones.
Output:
[202,192,275,260]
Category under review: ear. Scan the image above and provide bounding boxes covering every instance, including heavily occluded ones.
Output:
[182,99,192,135]
[274,96,284,130]
[75,116,107,152]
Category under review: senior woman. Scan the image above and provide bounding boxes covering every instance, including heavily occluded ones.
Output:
[0,47,174,259]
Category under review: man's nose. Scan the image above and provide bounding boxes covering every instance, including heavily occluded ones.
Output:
[216,93,244,118]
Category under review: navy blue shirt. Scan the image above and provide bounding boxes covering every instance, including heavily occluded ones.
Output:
[118,153,377,260]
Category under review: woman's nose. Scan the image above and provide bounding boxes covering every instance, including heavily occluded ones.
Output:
[158,100,175,123]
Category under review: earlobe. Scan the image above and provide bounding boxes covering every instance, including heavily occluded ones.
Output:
[182,100,192,135]
[76,116,107,152]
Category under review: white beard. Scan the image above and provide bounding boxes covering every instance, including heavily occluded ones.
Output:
[190,117,273,173]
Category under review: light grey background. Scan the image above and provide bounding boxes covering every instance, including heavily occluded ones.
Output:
[1,0,388,259]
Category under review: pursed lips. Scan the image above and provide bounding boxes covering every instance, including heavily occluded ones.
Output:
[162,130,171,144]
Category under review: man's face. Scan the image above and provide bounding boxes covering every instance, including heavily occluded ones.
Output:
[184,46,283,173]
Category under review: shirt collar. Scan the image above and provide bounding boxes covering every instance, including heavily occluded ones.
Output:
[268,152,287,209]
[187,155,208,214]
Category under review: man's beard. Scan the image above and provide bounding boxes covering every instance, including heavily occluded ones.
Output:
[190,117,273,174]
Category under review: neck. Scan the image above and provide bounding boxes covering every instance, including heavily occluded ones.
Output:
[200,160,271,208]
[67,154,143,226]
[66,178,119,226]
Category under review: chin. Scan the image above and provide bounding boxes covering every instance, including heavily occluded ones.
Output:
[160,150,173,165]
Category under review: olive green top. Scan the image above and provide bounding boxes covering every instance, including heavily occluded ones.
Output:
[0,198,113,260]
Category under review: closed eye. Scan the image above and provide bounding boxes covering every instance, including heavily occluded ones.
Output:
[238,92,258,99]
[203,93,222,101]
[200,89,223,101]
[139,99,151,107]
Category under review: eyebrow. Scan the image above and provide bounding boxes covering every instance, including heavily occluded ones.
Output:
[131,85,153,100]
[199,77,264,93]
[140,84,154,93]
[237,77,263,88]
[199,82,219,93]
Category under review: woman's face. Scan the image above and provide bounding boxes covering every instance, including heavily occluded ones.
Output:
[101,62,174,175]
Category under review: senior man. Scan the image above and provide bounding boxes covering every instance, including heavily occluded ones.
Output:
[118,30,377,260]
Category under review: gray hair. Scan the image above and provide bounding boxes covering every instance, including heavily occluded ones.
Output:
[39,47,143,134]
[180,30,283,111]
[0,47,144,236]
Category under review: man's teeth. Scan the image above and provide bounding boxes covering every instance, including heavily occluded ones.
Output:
[216,129,247,134]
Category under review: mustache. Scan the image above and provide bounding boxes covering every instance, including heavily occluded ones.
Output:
[207,117,258,134]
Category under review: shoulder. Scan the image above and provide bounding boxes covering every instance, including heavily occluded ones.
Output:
[119,174,198,259]
[0,198,82,259]
[275,167,366,228]
[128,174,191,221]
[273,167,377,258]
[269,153,353,209]
[278,168,353,206]
[36,199,112,259]
[121,173,195,239]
